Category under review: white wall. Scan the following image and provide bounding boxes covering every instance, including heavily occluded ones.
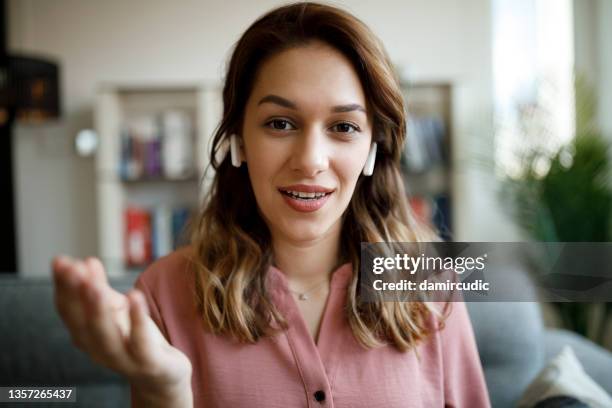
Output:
[574,0,599,87]
[574,0,612,137]
[597,0,612,138]
[9,0,501,276]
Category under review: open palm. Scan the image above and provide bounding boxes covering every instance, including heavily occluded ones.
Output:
[51,256,192,392]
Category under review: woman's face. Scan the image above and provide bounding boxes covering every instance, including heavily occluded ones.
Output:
[241,40,373,244]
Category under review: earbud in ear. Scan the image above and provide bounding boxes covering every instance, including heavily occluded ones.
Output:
[230,134,242,167]
[362,142,377,176]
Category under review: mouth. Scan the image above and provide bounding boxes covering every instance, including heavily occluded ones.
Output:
[277,186,335,212]
[277,189,334,201]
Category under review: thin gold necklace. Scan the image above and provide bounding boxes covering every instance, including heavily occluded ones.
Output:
[288,279,328,301]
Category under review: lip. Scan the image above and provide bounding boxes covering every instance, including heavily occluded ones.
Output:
[277,184,335,193]
[279,189,333,213]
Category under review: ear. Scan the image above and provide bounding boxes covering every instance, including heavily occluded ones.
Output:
[362,142,377,176]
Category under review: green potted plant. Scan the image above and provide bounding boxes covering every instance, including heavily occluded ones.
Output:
[499,75,612,345]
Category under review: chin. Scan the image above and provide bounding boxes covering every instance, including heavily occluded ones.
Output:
[286,229,325,242]
[281,222,330,243]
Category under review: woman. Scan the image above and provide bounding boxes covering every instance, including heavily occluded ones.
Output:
[52,2,490,407]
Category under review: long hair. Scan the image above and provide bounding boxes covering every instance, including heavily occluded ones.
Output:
[188,1,448,351]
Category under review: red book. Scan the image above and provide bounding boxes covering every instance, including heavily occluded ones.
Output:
[124,206,152,267]
[409,196,432,224]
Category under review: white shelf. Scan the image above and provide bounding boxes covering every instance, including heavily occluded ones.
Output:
[94,83,222,276]
[400,82,454,239]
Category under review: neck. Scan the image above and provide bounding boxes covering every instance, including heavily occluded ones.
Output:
[271,220,344,290]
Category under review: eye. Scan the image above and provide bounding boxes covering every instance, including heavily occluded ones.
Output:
[330,122,360,133]
[265,119,297,131]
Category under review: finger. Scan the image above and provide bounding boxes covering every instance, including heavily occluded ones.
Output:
[126,290,159,369]
[85,257,108,286]
[53,258,88,329]
[79,268,131,372]
[84,257,127,310]
[83,257,129,337]
[52,255,80,290]
[52,255,70,279]
[52,254,72,272]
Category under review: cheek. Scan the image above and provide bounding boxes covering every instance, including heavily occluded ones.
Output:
[246,150,283,203]
[248,162,275,197]
[335,147,369,185]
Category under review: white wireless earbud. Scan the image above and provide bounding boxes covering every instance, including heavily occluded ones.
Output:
[362,142,377,176]
[230,134,242,167]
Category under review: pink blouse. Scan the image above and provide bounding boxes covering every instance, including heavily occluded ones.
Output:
[132,248,491,407]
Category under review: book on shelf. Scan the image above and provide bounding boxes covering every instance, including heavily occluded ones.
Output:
[431,194,452,241]
[161,110,195,180]
[120,109,195,181]
[171,206,192,250]
[409,196,432,224]
[401,115,447,174]
[124,206,152,267]
[152,205,172,260]
[124,204,194,268]
[408,194,452,241]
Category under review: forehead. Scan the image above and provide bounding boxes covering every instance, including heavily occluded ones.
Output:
[249,41,367,109]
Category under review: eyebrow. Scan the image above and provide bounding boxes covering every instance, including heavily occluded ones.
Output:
[257,94,366,114]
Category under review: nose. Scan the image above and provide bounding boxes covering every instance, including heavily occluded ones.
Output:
[289,126,329,177]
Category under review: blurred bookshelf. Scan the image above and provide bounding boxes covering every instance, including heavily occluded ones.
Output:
[400,82,453,241]
[94,82,222,276]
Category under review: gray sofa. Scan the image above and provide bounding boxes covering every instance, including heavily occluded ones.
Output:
[467,301,612,407]
[0,275,136,408]
[1,274,611,408]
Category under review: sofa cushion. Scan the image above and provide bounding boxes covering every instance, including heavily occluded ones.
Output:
[467,301,545,408]
[0,275,136,386]
[517,345,612,408]
[544,328,612,395]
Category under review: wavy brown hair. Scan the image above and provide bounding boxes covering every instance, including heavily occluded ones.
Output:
[187,1,448,352]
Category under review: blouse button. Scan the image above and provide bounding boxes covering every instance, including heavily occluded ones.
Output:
[314,390,326,402]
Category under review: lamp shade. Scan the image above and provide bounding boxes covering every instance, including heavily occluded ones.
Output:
[0,55,60,124]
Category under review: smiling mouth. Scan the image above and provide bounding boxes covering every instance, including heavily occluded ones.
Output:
[278,189,333,201]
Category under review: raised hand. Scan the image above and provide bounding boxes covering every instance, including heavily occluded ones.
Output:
[51,255,192,407]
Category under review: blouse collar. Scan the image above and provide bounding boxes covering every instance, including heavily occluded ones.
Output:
[267,262,353,296]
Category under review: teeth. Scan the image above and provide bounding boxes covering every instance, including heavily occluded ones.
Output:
[282,190,329,200]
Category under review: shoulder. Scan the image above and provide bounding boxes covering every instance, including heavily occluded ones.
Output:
[421,301,478,361]
[133,246,199,343]
[136,246,195,290]
[134,246,197,309]
[439,301,472,331]
[424,300,473,334]
[428,301,491,406]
